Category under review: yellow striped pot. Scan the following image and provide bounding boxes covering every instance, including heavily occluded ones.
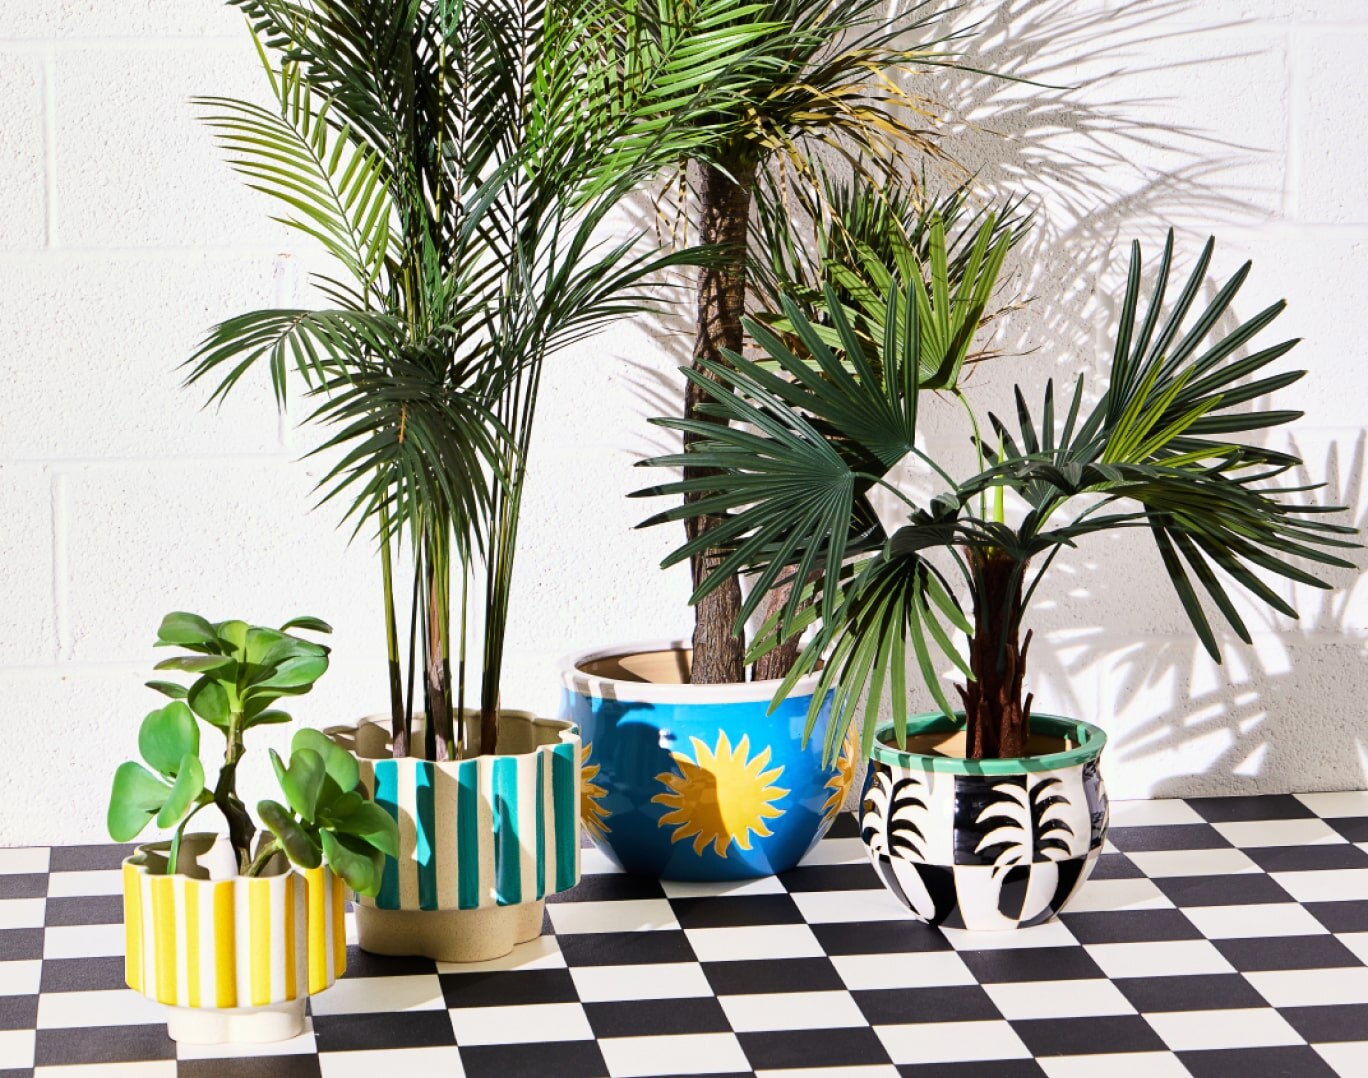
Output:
[327,710,582,963]
[122,835,346,1044]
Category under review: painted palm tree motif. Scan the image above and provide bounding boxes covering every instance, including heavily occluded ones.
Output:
[861,767,960,923]
[652,732,788,858]
[970,775,1077,922]
[580,743,611,842]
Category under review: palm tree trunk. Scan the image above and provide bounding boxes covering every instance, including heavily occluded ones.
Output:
[687,158,754,685]
[959,549,1033,760]
[751,579,804,681]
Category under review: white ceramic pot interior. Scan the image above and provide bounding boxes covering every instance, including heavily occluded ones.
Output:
[560,640,823,705]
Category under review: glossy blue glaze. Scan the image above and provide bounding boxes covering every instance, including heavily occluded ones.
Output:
[559,683,849,881]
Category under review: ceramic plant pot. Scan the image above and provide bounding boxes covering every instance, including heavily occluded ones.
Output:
[861,712,1109,930]
[328,710,581,963]
[122,835,345,1043]
[558,641,856,881]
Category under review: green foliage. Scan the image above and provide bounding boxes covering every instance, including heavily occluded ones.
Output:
[641,232,1360,762]
[108,611,394,893]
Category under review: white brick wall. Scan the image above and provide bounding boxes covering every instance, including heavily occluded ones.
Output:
[1,1,1365,844]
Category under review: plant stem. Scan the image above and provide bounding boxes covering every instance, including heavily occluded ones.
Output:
[214,709,255,873]
[687,156,754,686]
[380,504,406,757]
[245,837,282,878]
[957,548,1032,760]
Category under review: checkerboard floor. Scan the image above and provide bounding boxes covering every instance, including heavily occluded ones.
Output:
[3,793,1368,1077]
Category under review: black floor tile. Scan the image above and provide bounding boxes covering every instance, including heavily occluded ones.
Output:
[1089,852,1146,880]
[1307,899,1368,933]
[442,967,580,1008]
[1186,795,1316,823]
[1281,1003,1368,1043]
[1060,908,1202,944]
[958,946,1107,984]
[181,1059,322,1078]
[459,1040,609,1078]
[39,955,127,993]
[42,895,123,927]
[1114,973,1266,1012]
[779,863,884,892]
[547,874,665,903]
[1327,817,1368,842]
[583,996,731,1038]
[34,1024,176,1066]
[1244,844,1368,873]
[0,929,43,961]
[312,1010,457,1052]
[341,947,439,978]
[670,894,804,929]
[1010,1014,1165,1056]
[810,920,951,956]
[899,1063,1046,1077]
[1180,1045,1339,1078]
[0,875,46,900]
[558,930,697,967]
[1215,934,1365,971]
[0,995,37,1031]
[703,957,844,995]
[47,844,135,871]
[739,1025,890,1070]
[1107,824,1232,853]
[1153,873,1294,907]
[853,985,1001,1025]
[827,813,859,839]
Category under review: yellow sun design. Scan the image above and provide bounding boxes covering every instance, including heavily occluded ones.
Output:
[821,728,859,828]
[581,742,611,841]
[651,732,789,858]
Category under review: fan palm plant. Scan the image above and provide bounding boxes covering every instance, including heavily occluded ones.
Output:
[591,0,986,684]
[641,229,1359,763]
[183,0,785,758]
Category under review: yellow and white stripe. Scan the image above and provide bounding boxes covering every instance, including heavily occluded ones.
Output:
[123,858,345,1009]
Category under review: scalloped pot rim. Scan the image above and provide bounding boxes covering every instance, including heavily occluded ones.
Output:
[871,712,1108,774]
[558,640,825,706]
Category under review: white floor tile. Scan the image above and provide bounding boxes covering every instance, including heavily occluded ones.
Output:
[1296,791,1368,818]
[1109,800,1204,827]
[320,1046,465,1078]
[37,1064,175,1078]
[37,988,164,1028]
[984,978,1136,1020]
[45,869,123,897]
[1039,1052,1191,1077]
[309,973,445,1015]
[1314,1041,1368,1078]
[571,962,713,1003]
[580,848,624,875]
[876,1019,1031,1064]
[1127,849,1260,878]
[0,848,48,875]
[1145,1007,1302,1051]
[685,924,824,963]
[43,922,124,959]
[600,1032,749,1077]
[436,934,566,973]
[178,1019,318,1058]
[661,876,785,899]
[548,899,679,935]
[941,919,1078,951]
[1059,877,1173,914]
[757,1068,898,1078]
[831,951,976,991]
[1213,818,1346,848]
[797,838,867,867]
[0,898,44,930]
[1272,869,1368,903]
[1245,967,1368,1008]
[1182,902,1329,939]
[450,1001,592,1046]
[1084,940,1235,979]
[718,989,866,1032]
[789,888,912,925]
[1340,932,1368,966]
[0,1029,35,1070]
[0,960,41,996]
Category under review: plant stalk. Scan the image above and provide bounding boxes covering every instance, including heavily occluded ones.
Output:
[214,708,255,873]
[958,548,1033,760]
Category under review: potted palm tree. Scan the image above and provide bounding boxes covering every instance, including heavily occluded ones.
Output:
[109,613,397,1043]
[557,0,1025,880]
[182,0,752,959]
[640,230,1358,927]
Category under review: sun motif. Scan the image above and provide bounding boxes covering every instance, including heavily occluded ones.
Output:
[821,728,859,828]
[651,732,789,858]
[580,742,611,841]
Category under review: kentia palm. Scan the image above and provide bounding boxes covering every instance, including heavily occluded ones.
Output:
[182,0,763,959]
[641,231,1358,927]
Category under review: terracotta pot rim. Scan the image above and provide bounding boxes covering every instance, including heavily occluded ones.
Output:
[559,639,823,705]
[871,711,1107,774]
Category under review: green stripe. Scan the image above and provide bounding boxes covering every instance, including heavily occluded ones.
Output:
[457,759,480,910]
[535,751,546,899]
[551,743,577,892]
[871,712,1108,774]
[492,755,521,905]
[415,762,437,911]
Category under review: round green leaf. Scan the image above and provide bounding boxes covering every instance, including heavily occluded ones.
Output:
[279,616,333,635]
[257,799,322,869]
[145,680,188,700]
[244,627,287,665]
[154,654,236,676]
[244,708,293,728]
[320,790,363,822]
[332,801,399,858]
[281,748,326,822]
[108,761,171,842]
[248,653,328,692]
[292,728,359,793]
[321,828,383,897]
[215,620,249,657]
[156,753,205,829]
[155,612,218,650]
[187,676,230,728]
[138,702,200,777]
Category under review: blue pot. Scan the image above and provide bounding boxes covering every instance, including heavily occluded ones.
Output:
[558,642,855,880]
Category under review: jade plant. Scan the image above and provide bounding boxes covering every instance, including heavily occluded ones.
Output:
[642,231,1359,761]
[108,612,398,893]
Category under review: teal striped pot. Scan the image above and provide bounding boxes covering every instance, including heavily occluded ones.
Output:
[327,711,581,963]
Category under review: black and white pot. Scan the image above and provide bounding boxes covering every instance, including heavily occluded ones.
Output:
[861,712,1108,931]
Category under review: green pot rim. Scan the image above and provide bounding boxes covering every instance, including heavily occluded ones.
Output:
[871,711,1107,775]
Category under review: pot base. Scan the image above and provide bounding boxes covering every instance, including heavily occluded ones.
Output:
[165,998,307,1044]
[357,899,546,963]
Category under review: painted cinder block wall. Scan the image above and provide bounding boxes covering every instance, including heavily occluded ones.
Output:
[0,1,1364,844]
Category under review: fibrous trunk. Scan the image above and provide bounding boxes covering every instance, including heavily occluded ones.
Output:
[958,548,1033,760]
[686,158,753,685]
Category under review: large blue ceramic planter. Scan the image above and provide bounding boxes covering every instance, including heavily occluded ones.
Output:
[559,642,855,880]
